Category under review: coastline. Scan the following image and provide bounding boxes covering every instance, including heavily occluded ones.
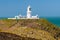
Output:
[0,17,60,27]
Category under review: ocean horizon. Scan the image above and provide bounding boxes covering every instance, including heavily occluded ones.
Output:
[41,17,60,27]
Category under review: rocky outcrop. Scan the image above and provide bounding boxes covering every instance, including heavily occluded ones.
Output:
[0,32,38,40]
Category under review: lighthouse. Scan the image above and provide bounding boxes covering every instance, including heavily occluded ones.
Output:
[27,5,31,18]
[8,5,39,19]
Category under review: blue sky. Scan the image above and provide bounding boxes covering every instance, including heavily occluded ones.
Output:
[0,0,60,17]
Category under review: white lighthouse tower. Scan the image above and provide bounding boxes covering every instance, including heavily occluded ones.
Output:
[27,5,31,18]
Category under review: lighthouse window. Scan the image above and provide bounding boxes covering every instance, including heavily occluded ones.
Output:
[29,8,31,11]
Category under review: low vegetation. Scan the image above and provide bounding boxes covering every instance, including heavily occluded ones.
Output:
[0,19,60,40]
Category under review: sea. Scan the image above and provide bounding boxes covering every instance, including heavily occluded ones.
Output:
[0,17,60,27]
[42,17,60,27]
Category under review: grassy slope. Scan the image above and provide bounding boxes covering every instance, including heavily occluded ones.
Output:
[0,19,60,40]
